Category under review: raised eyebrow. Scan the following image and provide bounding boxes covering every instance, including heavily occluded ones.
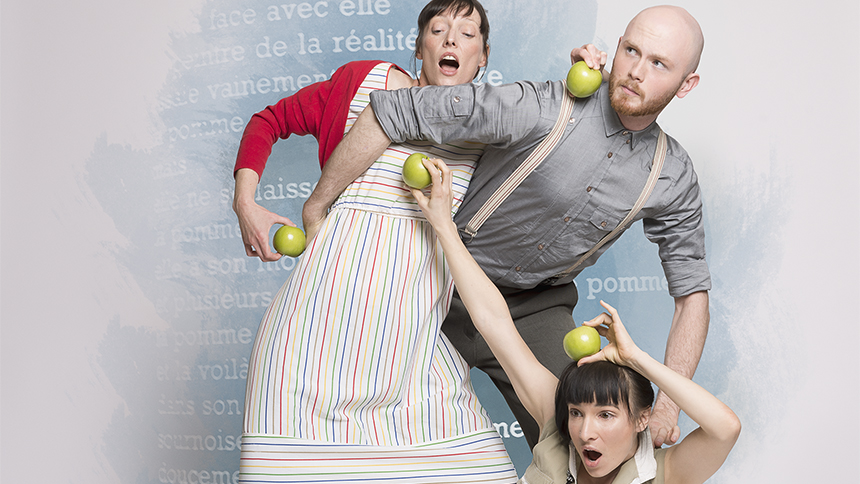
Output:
[622,40,640,53]
[623,40,671,67]
[650,54,674,69]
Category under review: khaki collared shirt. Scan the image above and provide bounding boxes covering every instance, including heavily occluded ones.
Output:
[520,424,666,484]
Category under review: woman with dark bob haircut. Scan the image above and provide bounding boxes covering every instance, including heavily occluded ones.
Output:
[555,360,655,444]
[413,159,741,484]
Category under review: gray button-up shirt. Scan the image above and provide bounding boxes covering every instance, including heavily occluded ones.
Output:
[370,81,710,297]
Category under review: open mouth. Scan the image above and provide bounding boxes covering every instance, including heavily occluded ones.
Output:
[583,449,602,465]
[439,55,460,74]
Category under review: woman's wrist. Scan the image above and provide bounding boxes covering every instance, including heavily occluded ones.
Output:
[233,169,260,210]
[432,219,459,240]
[622,347,654,376]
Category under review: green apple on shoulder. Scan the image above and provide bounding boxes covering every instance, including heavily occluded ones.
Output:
[566,60,602,98]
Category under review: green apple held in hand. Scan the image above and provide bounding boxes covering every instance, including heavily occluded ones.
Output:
[566,61,602,98]
[402,152,432,189]
[272,225,306,257]
[563,326,601,361]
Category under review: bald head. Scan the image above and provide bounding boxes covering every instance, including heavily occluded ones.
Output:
[608,5,704,129]
[625,5,704,75]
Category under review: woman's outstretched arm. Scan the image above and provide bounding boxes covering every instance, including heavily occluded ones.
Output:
[412,158,559,430]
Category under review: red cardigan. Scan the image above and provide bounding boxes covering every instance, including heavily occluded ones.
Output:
[234,60,408,178]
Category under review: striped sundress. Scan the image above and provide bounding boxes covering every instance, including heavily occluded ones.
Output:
[240,63,517,482]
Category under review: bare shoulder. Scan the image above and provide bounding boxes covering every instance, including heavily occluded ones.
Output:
[386,67,416,90]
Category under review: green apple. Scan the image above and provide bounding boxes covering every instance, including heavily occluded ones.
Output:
[272,225,306,257]
[566,61,602,98]
[563,326,601,361]
[402,152,432,189]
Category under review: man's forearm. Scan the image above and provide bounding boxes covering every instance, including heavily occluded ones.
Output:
[665,290,709,379]
[369,82,538,149]
[303,105,391,218]
[648,290,709,446]
[651,289,709,440]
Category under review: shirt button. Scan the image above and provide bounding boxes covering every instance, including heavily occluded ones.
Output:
[564,217,571,222]
[600,221,608,228]
[569,117,576,124]
[586,186,593,192]
[538,244,544,251]
[515,266,522,272]
[626,139,631,144]
[607,152,613,158]
[453,96,461,103]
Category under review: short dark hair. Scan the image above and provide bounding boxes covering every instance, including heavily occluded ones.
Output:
[411,0,490,80]
[554,361,655,441]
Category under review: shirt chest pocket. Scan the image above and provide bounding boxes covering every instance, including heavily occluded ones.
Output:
[548,205,624,258]
[588,205,624,237]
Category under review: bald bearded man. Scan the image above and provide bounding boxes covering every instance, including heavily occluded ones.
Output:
[304,5,709,449]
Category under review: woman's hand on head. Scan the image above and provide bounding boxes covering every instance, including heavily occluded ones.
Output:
[410,158,455,232]
[577,300,643,367]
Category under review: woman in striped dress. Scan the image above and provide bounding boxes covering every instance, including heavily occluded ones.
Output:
[232,1,517,482]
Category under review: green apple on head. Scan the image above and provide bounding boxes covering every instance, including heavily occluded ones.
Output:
[563,325,601,361]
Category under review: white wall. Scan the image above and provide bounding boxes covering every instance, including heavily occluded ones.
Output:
[2,0,858,482]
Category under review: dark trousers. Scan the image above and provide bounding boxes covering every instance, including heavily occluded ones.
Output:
[441,282,578,449]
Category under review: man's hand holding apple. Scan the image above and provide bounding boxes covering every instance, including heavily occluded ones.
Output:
[570,43,608,76]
